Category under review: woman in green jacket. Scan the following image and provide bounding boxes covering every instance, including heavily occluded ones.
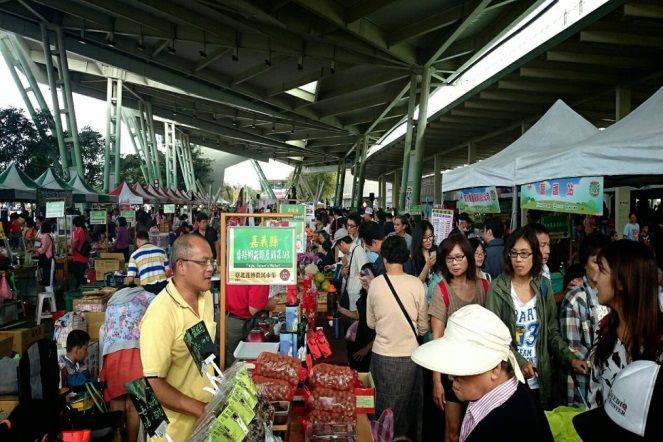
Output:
[486,227,587,409]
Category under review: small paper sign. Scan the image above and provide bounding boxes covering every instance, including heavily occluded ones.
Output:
[184,321,216,375]
[45,200,65,218]
[90,210,106,225]
[164,204,175,214]
[120,210,136,224]
[125,377,169,438]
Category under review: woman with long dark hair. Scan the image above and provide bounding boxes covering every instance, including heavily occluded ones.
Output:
[409,220,437,284]
[486,227,586,410]
[429,233,489,442]
[588,239,663,408]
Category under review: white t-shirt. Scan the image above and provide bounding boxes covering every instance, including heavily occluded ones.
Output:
[623,222,640,241]
[342,244,368,310]
[511,284,540,390]
[541,264,551,280]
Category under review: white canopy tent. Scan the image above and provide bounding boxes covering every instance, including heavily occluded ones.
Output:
[443,100,598,192]
[515,87,663,184]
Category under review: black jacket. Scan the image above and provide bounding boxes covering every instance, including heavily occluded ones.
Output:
[465,381,553,442]
[484,238,505,279]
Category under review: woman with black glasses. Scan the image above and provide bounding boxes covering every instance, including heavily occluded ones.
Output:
[486,227,586,410]
[409,220,437,285]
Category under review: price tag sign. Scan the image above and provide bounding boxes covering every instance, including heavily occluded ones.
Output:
[125,377,170,438]
[184,321,216,375]
[90,210,107,225]
[163,204,175,214]
[46,200,65,218]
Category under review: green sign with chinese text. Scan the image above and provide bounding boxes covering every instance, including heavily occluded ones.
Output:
[90,210,106,225]
[227,226,296,285]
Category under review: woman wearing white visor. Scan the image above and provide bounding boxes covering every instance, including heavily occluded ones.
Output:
[411,305,553,442]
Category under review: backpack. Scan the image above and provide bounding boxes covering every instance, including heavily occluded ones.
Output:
[18,339,60,403]
[438,278,490,308]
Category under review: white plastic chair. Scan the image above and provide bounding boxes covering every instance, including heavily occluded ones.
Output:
[36,258,56,324]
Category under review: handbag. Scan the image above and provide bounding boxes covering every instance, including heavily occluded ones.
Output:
[384,274,424,345]
[340,245,357,310]
[345,320,359,342]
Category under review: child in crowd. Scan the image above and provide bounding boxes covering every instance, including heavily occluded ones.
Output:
[61,330,91,388]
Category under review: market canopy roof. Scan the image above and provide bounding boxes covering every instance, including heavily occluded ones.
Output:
[0,162,38,201]
[67,172,117,204]
[109,181,143,205]
[130,184,159,204]
[515,86,663,185]
[34,168,73,191]
[442,100,598,192]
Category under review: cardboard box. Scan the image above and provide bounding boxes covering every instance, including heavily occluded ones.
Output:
[100,252,125,269]
[0,324,45,355]
[73,295,109,313]
[0,395,18,414]
[0,336,13,358]
[85,311,105,341]
[355,372,375,414]
[94,259,120,281]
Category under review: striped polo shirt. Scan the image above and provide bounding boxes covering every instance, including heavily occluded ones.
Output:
[127,243,168,286]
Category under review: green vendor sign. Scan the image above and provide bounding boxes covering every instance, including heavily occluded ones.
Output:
[521,176,603,215]
[90,210,106,225]
[227,226,297,285]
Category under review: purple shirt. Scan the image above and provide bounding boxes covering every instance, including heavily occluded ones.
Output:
[114,226,130,250]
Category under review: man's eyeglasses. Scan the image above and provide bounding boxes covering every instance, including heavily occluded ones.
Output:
[445,255,465,263]
[347,223,357,228]
[508,251,533,259]
[180,258,215,267]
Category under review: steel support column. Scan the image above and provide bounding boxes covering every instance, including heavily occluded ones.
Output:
[434,154,442,205]
[143,102,162,187]
[410,66,431,211]
[393,170,401,211]
[399,74,419,210]
[123,110,151,183]
[289,163,302,200]
[164,121,178,188]
[251,160,277,200]
[379,176,387,209]
[39,23,70,179]
[335,159,346,207]
[354,136,369,209]
[467,142,477,164]
[104,75,124,191]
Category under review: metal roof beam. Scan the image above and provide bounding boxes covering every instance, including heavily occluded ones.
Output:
[344,0,398,23]
[424,0,492,66]
[624,3,663,19]
[519,66,618,84]
[232,55,289,86]
[497,78,588,95]
[318,92,394,118]
[364,80,411,134]
[291,0,418,65]
[546,50,656,69]
[315,70,408,103]
[463,99,541,114]
[580,30,663,47]
[387,4,463,45]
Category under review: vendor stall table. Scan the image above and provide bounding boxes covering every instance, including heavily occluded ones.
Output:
[288,410,372,442]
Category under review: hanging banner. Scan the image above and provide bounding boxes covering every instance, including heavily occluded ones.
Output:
[90,210,107,225]
[227,226,297,285]
[278,203,306,253]
[430,208,455,245]
[521,176,603,215]
[305,202,315,226]
[45,200,65,218]
[163,204,175,214]
[457,187,501,214]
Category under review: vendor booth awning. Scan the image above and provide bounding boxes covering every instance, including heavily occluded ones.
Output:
[515,86,663,184]
[67,172,118,204]
[0,161,38,201]
[443,100,598,192]
[130,184,159,204]
[109,181,143,205]
[144,184,168,203]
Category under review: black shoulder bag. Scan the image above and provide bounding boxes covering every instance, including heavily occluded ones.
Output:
[384,274,424,345]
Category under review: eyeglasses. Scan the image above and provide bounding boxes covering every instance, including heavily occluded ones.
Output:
[180,258,215,267]
[508,251,533,259]
[423,235,434,241]
[445,254,466,263]
[346,223,357,228]
[474,251,486,257]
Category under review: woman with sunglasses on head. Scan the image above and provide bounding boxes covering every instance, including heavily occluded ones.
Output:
[486,227,586,410]
[409,220,437,285]
[469,237,491,282]
[587,239,663,409]
[429,233,490,442]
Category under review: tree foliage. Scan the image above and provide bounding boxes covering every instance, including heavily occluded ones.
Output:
[119,145,213,190]
[286,171,337,201]
[0,106,104,188]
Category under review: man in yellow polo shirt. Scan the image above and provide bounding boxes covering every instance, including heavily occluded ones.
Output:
[140,233,217,441]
